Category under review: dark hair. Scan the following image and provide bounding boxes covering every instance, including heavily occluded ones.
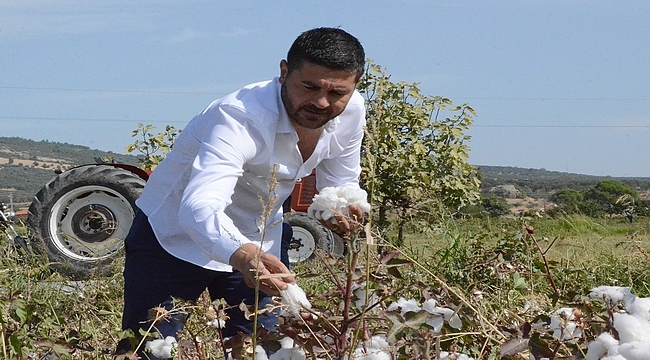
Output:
[286,27,365,80]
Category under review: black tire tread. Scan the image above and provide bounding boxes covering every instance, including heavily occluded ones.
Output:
[27,165,146,279]
[284,212,341,262]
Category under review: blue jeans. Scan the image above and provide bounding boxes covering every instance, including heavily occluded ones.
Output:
[119,210,291,355]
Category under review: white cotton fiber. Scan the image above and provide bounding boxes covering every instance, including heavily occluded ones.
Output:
[583,286,650,359]
[280,283,312,318]
[308,186,371,222]
[613,313,650,343]
[386,297,421,314]
[549,308,582,342]
[586,333,620,360]
[422,298,462,330]
[144,336,177,359]
[589,286,635,308]
[438,351,475,360]
[255,345,269,360]
[352,335,391,360]
[269,347,306,360]
[618,341,650,360]
[627,296,650,321]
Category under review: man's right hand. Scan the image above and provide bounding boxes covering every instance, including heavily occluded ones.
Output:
[229,243,295,296]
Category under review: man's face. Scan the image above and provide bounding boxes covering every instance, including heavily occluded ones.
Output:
[279,60,358,130]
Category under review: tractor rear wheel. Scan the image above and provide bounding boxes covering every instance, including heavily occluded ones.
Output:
[27,165,145,279]
[284,212,344,264]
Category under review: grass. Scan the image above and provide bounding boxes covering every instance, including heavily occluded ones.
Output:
[1,214,649,359]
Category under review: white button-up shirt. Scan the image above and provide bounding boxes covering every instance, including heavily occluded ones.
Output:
[136,77,366,272]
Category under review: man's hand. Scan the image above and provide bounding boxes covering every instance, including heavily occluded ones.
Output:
[229,243,295,296]
[321,204,364,236]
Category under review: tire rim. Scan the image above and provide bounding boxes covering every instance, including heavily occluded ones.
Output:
[288,226,317,264]
[48,185,134,262]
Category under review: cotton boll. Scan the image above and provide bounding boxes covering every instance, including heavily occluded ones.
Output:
[144,336,177,359]
[590,286,650,321]
[589,286,634,308]
[279,337,295,349]
[269,347,306,360]
[426,316,445,333]
[627,296,650,321]
[386,297,421,314]
[613,313,650,343]
[549,308,582,342]
[321,209,335,222]
[255,345,269,360]
[447,313,463,329]
[422,298,438,310]
[422,299,462,330]
[352,350,391,360]
[618,341,650,360]
[366,336,389,351]
[209,319,226,329]
[586,341,608,360]
[438,351,475,360]
[280,283,312,318]
[586,333,620,360]
[353,282,380,311]
[600,355,628,360]
[352,336,391,360]
[308,186,371,220]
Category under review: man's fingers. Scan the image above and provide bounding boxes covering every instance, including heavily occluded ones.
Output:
[243,268,283,296]
[349,204,363,221]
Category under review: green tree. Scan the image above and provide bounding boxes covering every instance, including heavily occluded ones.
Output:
[460,195,510,218]
[583,179,638,216]
[125,123,181,170]
[549,188,584,214]
[358,62,480,244]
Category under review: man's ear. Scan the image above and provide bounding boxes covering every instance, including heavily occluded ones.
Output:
[279,60,288,84]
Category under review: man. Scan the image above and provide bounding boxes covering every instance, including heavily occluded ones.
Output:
[119,27,366,355]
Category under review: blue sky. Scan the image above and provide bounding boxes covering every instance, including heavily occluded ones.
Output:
[1,0,649,177]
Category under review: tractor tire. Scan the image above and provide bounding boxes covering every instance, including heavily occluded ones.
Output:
[284,212,344,264]
[27,165,146,279]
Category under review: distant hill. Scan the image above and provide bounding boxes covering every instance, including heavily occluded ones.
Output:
[478,165,650,198]
[1,136,649,205]
[0,137,140,203]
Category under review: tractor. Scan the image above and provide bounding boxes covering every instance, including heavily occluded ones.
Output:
[25,163,343,279]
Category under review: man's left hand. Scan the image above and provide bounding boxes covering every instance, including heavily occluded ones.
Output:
[321,204,364,236]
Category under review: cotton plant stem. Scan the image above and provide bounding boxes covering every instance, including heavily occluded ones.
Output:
[291,307,335,360]
[384,243,507,342]
[317,251,345,293]
[250,165,280,359]
[524,226,560,296]
[338,245,358,355]
[349,232,374,358]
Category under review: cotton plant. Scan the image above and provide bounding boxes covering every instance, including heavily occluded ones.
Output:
[308,185,371,224]
[386,297,462,333]
[583,286,650,360]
